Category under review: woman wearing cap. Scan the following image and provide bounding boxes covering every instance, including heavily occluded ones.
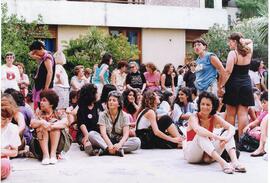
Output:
[89,91,141,157]
[192,38,226,96]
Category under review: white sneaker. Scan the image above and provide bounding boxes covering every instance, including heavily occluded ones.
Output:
[41,158,50,165]
[263,154,268,161]
[50,157,58,164]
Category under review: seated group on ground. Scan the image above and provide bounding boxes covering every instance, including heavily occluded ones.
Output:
[1,46,268,180]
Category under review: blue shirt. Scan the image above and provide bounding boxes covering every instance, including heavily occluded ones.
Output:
[194,52,217,92]
[92,64,110,84]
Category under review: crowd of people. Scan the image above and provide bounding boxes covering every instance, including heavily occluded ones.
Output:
[1,32,268,179]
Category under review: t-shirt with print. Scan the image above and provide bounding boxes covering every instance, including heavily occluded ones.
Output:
[194,52,217,92]
[77,104,100,137]
[1,123,21,150]
[1,64,20,92]
[98,110,130,138]
[126,72,146,89]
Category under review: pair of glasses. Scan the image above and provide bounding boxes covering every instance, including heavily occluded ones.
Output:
[130,66,136,68]
[190,64,196,67]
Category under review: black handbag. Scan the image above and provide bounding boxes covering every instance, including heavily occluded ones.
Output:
[237,132,259,152]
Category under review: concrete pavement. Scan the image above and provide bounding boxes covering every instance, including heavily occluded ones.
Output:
[3,143,268,183]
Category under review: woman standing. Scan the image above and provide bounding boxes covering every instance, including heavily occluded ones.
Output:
[184,91,246,174]
[89,91,141,157]
[92,53,113,95]
[53,50,70,110]
[192,38,226,95]
[221,32,254,139]
[15,62,30,98]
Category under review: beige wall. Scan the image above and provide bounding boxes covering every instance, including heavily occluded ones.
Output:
[57,26,108,50]
[142,29,185,71]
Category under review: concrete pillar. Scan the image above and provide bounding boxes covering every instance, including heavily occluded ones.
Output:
[199,0,205,8]
[214,0,222,9]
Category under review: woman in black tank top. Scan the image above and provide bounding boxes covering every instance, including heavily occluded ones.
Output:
[220,32,254,140]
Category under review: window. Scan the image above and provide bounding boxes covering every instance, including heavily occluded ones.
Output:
[109,27,142,63]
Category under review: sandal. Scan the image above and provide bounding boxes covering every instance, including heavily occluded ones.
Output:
[222,164,234,174]
[232,163,247,173]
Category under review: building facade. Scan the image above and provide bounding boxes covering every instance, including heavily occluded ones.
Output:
[4,0,228,69]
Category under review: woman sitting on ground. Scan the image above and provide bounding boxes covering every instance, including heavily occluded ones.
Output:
[1,100,21,180]
[136,90,184,149]
[172,87,196,127]
[89,91,141,157]
[30,89,69,165]
[243,91,268,157]
[122,89,140,136]
[184,91,246,174]
[76,84,100,155]
[1,93,26,152]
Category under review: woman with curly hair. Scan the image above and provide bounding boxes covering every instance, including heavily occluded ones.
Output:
[76,84,100,155]
[30,89,69,165]
[184,91,246,174]
[135,90,184,149]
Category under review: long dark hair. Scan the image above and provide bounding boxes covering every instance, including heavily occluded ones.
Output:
[174,87,192,107]
[98,53,112,67]
[228,32,251,57]
[123,89,138,115]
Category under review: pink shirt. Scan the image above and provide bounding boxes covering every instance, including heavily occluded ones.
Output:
[144,71,160,91]
[258,111,268,123]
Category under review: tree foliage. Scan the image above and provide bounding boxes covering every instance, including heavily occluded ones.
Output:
[63,27,139,77]
[1,2,50,78]
[235,0,268,19]
[200,17,268,63]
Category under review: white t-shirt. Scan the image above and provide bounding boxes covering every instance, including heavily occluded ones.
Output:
[1,64,20,92]
[54,64,70,88]
[1,123,21,149]
[249,70,260,87]
[70,76,88,91]
[156,101,171,117]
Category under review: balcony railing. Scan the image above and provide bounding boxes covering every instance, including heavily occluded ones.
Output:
[67,0,145,4]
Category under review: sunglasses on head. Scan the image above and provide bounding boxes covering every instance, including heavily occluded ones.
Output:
[108,91,121,98]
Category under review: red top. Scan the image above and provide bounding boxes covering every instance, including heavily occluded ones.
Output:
[186,113,214,141]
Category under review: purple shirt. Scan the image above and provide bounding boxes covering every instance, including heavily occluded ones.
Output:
[144,71,161,91]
